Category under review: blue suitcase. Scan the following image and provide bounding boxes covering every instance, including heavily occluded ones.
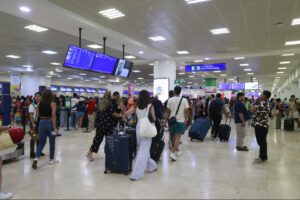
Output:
[104,133,132,175]
[189,118,211,142]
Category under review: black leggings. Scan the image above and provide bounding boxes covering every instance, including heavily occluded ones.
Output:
[90,128,105,153]
[254,126,268,161]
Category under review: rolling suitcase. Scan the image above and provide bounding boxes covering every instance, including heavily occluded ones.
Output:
[150,128,165,163]
[124,127,137,159]
[104,132,132,175]
[218,118,231,142]
[189,118,211,142]
[284,118,294,131]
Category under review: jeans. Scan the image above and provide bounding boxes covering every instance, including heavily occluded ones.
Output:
[36,119,55,160]
[211,115,222,138]
[70,111,77,127]
[60,110,67,128]
[254,126,268,161]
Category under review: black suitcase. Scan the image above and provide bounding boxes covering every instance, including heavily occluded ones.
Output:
[218,118,231,142]
[124,127,137,159]
[150,128,165,163]
[284,118,294,131]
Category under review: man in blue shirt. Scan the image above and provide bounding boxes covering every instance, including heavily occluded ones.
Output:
[234,93,250,151]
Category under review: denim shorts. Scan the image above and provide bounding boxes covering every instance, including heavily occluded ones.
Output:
[76,112,85,118]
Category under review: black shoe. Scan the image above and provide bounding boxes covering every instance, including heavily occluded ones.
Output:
[236,146,249,151]
[41,153,45,156]
[30,153,36,159]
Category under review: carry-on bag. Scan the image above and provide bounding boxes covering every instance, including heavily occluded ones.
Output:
[218,118,231,142]
[150,127,165,163]
[284,118,294,131]
[189,118,211,142]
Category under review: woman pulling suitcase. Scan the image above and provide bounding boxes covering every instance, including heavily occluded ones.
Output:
[124,90,157,181]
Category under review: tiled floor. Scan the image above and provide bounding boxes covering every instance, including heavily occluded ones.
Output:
[2,119,300,199]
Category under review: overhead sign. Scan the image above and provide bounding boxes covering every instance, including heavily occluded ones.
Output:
[185,63,226,72]
[174,79,185,85]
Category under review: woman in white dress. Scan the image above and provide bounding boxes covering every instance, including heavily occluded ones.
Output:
[124,90,157,181]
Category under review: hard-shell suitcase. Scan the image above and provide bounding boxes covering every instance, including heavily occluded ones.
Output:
[150,128,165,163]
[124,127,137,159]
[284,118,294,131]
[218,118,231,142]
[189,118,211,142]
[104,133,132,175]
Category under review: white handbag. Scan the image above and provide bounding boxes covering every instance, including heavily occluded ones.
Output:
[139,105,157,138]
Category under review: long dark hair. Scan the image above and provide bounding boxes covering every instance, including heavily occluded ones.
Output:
[137,90,151,110]
[40,89,55,105]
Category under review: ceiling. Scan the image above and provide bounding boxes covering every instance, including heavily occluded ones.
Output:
[0,0,300,91]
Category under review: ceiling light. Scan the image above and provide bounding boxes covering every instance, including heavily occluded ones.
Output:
[275,77,281,79]
[87,44,103,49]
[149,63,155,66]
[19,6,31,12]
[234,57,245,60]
[292,18,300,26]
[24,25,48,32]
[187,82,193,84]
[244,69,252,71]
[55,69,63,72]
[80,73,87,76]
[42,50,57,55]
[148,36,166,41]
[6,55,21,59]
[229,78,235,81]
[125,55,136,59]
[279,61,290,64]
[66,78,73,80]
[285,40,300,46]
[189,75,195,78]
[220,74,227,77]
[148,74,154,76]
[50,62,61,66]
[210,28,230,35]
[139,51,144,54]
[58,75,61,78]
[46,76,52,78]
[194,60,203,63]
[25,68,33,72]
[99,8,125,19]
[85,80,91,82]
[137,77,144,80]
[177,51,190,55]
[204,57,210,60]
[278,67,287,70]
[132,70,141,73]
[185,0,210,4]
[213,71,221,73]
[178,72,186,75]
[240,63,249,66]
[281,53,295,57]
[100,76,106,78]
[247,73,254,75]
[22,65,33,68]
[277,71,285,74]
[202,74,206,77]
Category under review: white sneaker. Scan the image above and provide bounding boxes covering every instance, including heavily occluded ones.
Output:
[49,159,60,165]
[169,152,177,161]
[0,192,13,200]
[176,150,183,156]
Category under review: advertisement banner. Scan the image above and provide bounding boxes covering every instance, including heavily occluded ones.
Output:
[154,78,169,103]
[204,78,217,93]
[10,73,21,97]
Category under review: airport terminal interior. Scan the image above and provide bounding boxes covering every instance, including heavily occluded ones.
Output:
[0,0,300,199]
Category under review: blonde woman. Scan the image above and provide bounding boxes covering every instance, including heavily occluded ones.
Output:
[86,91,123,161]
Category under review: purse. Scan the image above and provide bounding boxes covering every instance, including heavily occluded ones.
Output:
[168,97,183,125]
[0,131,17,154]
[139,105,157,138]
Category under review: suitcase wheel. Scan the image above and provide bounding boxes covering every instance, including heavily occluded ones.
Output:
[104,170,108,174]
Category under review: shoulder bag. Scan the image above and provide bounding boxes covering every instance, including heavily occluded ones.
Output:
[168,97,183,125]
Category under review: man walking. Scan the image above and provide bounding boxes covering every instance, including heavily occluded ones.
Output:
[164,86,189,161]
[251,90,271,164]
[234,93,250,151]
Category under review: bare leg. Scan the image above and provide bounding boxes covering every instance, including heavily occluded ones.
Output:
[172,134,181,153]
[79,117,83,128]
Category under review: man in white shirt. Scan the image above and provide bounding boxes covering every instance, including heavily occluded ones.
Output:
[164,86,189,161]
[71,93,79,128]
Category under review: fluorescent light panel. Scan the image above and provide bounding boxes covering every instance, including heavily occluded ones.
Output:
[240,63,249,66]
[178,72,186,75]
[42,50,57,55]
[87,44,102,49]
[24,25,48,32]
[99,8,125,19]
[185,0,210,4]
[280,61,290,64]
[277,71,284,74]
[125,55,136,59]
[22,65,33,68]
[291,18,300,26]
[51,62,61,66]
[281,53,295,57]
[244,69,252,71]
[137,77,144,80]
[148,36,166,41]
[285,40,300,46]
[132,70,141,73]
[234,57,245,60]
[177,51,190,55]
[19,6,31,12]
[278,67,287,70]
[210,28,230,35]
[6,55,21,59]
[194,60,203,63]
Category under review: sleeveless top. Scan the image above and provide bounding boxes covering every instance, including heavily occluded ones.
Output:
[39,102,52,117]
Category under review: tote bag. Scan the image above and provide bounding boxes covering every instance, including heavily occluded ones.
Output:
[0,132,17,156]
[139,105,157,138]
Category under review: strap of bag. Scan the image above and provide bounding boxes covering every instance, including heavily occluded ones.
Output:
[175,97,183,116]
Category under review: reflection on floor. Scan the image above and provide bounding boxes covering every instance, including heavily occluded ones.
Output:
[2,119,300,199]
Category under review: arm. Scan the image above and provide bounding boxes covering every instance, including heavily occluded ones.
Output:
[238,113,246,127]
[150,106,157,122]
[0,126,9,134]
[163,108,171,127]
[29,112,35,128]
[250,105,257,113]
[51,102,58,133]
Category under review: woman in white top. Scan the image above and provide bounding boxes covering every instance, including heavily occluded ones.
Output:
[124,90,157,181]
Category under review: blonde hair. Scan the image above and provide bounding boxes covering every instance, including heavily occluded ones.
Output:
[99,91,112,111]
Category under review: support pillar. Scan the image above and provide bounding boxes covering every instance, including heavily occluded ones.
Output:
[20,74,51,96]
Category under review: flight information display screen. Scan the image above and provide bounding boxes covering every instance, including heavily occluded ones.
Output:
[90,53,118,74]
[114,59,133,78]
[63,45,95,70]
